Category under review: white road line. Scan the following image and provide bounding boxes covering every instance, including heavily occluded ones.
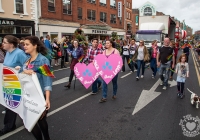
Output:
[120,72,132,78]
[52,77,75,86]
[0,92,92,139]
[54,67,69,72]
[191,50,200,86]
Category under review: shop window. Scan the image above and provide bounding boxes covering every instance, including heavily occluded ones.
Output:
[21,27,31,34]
[78,7,82,19]
[15,0,24,14]
[87,0,95,4]
[0,26,15,34]
[144,7,152,16]
[110,0,116,9]
[63,0,72,15]
[87,9,96,21]
[100,0,106,6]
[48,0,55,12]
[100,12,106,22]
[110,14,116,24]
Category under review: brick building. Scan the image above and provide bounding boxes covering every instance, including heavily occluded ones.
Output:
[37,0,128,41]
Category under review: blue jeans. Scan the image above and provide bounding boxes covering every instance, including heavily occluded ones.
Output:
[150,58,157,76]
[137,60,145,77]
[102,74,118,98]
[92,78,102,93]
[159,63,171,86]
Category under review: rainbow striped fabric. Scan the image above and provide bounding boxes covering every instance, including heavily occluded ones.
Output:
[35,64,55,78]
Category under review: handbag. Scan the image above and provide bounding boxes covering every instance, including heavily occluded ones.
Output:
[57,51,62,57]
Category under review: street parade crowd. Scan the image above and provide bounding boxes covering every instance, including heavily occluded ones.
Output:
[0,33,198,140]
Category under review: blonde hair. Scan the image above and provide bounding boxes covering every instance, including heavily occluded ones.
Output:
[57,37,66,44]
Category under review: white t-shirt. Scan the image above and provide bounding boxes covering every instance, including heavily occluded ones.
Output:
[130,45,137,55]
[123,45,129,55]
[137,47,144,60]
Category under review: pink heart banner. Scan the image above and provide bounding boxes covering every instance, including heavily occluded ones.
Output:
[94,54,123,84]
[74,63,99,89]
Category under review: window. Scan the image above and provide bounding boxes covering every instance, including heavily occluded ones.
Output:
[15,0,23,13]
[127,12,131,19]
[0,26,15,34]
[100,12,106,22]
[21,27,32,34]
[87,9,96,21]
[100,0,106,6]
[110,14,116,24]
[48,0,55,11]
[110,0,116,9]
[144,7,152,16]
[78,7,82,19]
[129,3,131,8]
[87,0,95,4]
[63,0,72,14]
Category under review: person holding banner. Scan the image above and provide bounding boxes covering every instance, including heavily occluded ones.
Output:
[99,39,120,103]
[0,35,27,136]
[65,39,83,89]
[83,38,103,94]
[22,36,52,140]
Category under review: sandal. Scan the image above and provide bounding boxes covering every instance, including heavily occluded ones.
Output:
[112,95,117,100]
[99,98,107,103]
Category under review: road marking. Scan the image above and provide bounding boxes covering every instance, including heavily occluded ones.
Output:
[54,67,69,72]
[132,79,161,115]
[121,72,132,78]
[168,80,177,87]
[191,50,200,86]
[0,92,92,139]
[53,77,75,86]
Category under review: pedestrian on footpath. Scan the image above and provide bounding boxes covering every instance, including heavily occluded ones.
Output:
[129,39,138,72]
[175,54,189,99]
[170,40,178,80]
[23,36,52,140]
[132,40,149,81]
[59,37,67,68]
[149,40,159,79]
[99,39,120,103]
[83,38,103,94]
[121,40,133,72]
[65,39,83,89]
[52,38,60,66]
[157,37,175,90]
[0,35,27,136]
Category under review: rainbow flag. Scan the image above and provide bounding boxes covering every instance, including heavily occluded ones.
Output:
[35,64,55,78]
[78,55,85,62]
[127,58,132,64]
[167,55,173,61]
[63,43,68,48]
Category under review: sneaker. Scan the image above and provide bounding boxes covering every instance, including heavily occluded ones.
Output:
[91,92,97,95]
[136,76,139,81]
[152,74,154,77]
[112,95,117,100]
[179,93,184,99]
[141,75,144,78]
[2,111,6,114]
[163,86,167,90]
[177,92,180,97]
[134,69,137,72]
[99,98,107,103]
[152,76,155,79]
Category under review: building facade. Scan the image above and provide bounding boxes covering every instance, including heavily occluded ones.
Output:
[0,0,35,42]
[37,0,127,41]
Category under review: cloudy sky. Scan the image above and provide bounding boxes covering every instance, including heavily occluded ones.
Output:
[132,0,200,33]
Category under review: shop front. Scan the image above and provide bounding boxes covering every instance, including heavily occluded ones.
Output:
[0,18,35,42]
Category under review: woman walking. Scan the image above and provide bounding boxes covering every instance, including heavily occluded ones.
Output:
[59,37,67,68]
[64,39,83,89]
[129,39,138,71]
[149,40,159,79]
[132,40,149,81]
[23,36,52,140]
[99,39,120,103]
[52,38,60,66]
[170,40,179,79]
[121,40,133,72]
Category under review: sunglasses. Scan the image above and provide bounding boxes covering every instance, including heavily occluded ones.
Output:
[139,42,143,43]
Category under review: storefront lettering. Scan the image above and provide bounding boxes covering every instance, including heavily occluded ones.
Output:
[92,30,107,34]
[0,20,14,25]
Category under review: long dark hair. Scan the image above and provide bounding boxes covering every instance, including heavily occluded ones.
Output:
[0,43,6,55]
[25,36,47,56]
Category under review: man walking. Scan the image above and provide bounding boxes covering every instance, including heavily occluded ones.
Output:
[44,35,53,66]
[83,38,103,94]
[157,38,175,90]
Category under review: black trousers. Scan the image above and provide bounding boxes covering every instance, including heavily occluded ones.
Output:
[61,56,65,68]
[177,82,185,94]
[4,108,17,131]
[31,113,50,140]
[122,55,133,72]
[69,70,74,83]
